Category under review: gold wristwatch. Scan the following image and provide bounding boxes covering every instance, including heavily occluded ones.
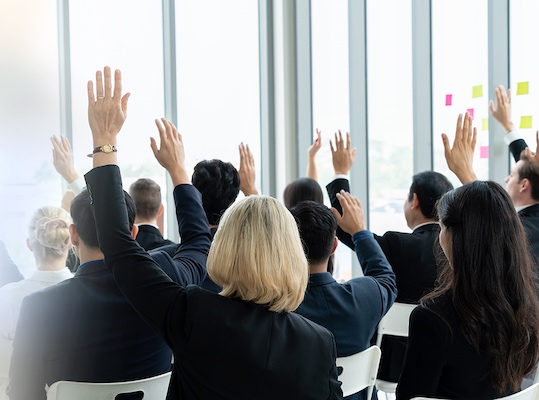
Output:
[87,144,117,158]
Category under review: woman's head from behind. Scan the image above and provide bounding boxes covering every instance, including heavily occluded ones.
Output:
[434,180,539,392]
[283,178,323,209]
[28,206,72,262]
[207,195,308,313]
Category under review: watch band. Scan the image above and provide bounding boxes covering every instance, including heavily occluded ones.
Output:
[87,144,117,158]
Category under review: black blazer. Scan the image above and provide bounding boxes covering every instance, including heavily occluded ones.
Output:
[327,179,439,303]
[87,165,343,400]
[9,181,211,400]
[136,224,175,251]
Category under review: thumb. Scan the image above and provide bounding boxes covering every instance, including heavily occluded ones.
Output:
[441,133,451,159]
[121,93,131,114]
[150,137,159,159]
[330,207,343,225]
[488,100,494,114]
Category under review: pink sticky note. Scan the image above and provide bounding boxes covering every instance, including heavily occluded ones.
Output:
[467,108,474,119]
[445,94,452,106]
[480,146,489,159]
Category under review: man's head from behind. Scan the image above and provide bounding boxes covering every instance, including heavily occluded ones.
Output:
[129,178,163,223]
[192,160,240,226]
[405,171,453,226]
[289,201,338,270]
[70,189,136,249]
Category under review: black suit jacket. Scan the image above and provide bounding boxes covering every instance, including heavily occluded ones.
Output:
[88,165,343,399]
[507,138,539,264]
[135,224,175,251]
[8,178,211,400]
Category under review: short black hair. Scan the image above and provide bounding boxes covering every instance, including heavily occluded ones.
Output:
[283,178,324,209]
[129,178,162,220]
[192,160,240,226]
[289,201,337,265]
[70,189,136,248]
[408,171,453,219]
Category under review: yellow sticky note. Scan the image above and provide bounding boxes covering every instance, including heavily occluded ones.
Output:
[517,82,529,95]
[472,85,483,98]
[520,116,533,129]
[482,118,489,131]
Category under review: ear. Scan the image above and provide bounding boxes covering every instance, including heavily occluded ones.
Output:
[131,224,139,240]
[520,178,531,193]
[411,193,420,210]
[69,224,79,247]
[330,237,339,256]
[157,203,164,217]
[26,238,33,252]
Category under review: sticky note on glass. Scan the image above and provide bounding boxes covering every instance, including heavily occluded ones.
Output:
[467,108,474,119]
[520,116,533,129]
[472,85,483,98]
[517,82,529,95]
[445,94,452,106]
[482,118,489,131]
[480,146,489,159]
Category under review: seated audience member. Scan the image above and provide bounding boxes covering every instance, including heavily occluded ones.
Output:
[0,207,72,399]
[84,67,342,399]
[8,116,211,398]
[397,179,539,399]
[487,85,539,263]
[0,242,23,288]
[292,199,396,400]
[326,131,453,382]
[129,178,175,251]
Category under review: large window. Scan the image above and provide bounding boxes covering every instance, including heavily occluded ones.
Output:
[175,0,260,191]
[510,0,539,147]
[432,0,489,186]
[366,0,413,235]
[0,0,62,274]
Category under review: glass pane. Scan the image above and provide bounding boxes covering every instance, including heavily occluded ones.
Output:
[69,0,168,231]
[432,0,489,185]
[367,0,413,235]
[0,0,62,274]
[311,0,351,280]
[175,0,260,193]
[510,0,539,146]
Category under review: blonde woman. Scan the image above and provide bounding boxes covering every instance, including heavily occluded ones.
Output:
[0,207,72,399]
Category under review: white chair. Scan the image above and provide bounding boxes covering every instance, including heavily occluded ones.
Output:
[337,345,381,398]
[375,302,418,399]
[410,382,539,400]
[46,371,171,400]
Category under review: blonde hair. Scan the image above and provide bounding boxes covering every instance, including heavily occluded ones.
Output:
[28,206,71,260]
[207,195,308,313]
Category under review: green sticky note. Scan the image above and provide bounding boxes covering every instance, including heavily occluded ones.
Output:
[517,82,529,95]
[482,118,489,131]
[472,85,483,98]
[520,116,533,129]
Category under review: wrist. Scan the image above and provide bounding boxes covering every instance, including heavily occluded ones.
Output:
[169,169,190,186]
[334,170,350,176]
[64,170,80,184]
[504,122,515,133]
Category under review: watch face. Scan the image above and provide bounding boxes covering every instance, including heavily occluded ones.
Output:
[102,144,113,153]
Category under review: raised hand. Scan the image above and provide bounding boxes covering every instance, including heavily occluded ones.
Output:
[51,135,79,184]
[489,85,515,132]
[329,130,356,175]
[150,118,189,186]
[441,112,478,184]
[330,190,366,235]
[239,142,258,196]
[524,131,539,167]
[87,66,130,148]
[307,129,322,181]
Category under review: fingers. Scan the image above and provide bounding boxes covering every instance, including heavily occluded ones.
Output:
[488,100,495,114]
[454,113,463,140]
[346,132,351,150]
[87,80,95,104]
[315,128,321,142]
[330,207,343,224]
[471,127,477,150]
[329,139,335,154]
[150,137,159,158]
[103,66,112,98]
[113,69,122,100]
[495,85,503,108]
[95,70,104,99]
[441,133,451,159]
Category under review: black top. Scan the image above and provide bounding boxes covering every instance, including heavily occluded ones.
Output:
[136,224,175,251]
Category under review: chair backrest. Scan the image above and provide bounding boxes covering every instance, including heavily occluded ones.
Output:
[410,383,539,400]
[375,302,418,347]
[337,345,381,397]
[46,372,172,400]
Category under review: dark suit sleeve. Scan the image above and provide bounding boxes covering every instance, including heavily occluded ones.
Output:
[352,231,397,318]
[396,306,448,400]
[509,138,527,162]
[85,165,211,347]
[326,179,355,250]
[0,241,23,288]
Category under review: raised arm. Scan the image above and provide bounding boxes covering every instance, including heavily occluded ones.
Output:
[524,132,539,166]
[51,135,85,194]
[441,112,478,184]
[306,128,322,181]
[239,142,259,196]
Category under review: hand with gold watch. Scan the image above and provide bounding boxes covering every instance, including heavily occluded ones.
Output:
[87,143,117,158]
